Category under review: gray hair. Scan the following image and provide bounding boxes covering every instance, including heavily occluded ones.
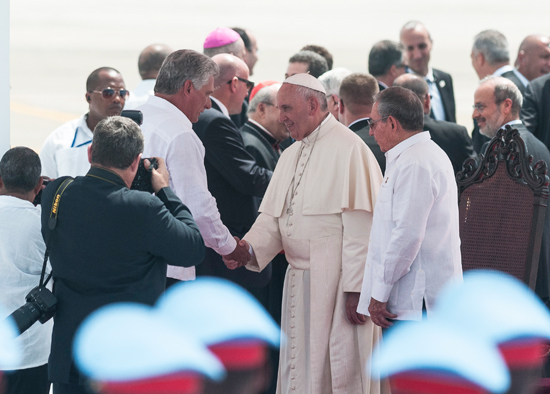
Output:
[248,84,281,114]
[375,87,424,132]
[0,147,41,194]
[91,116,144,169]
[472,30,509,65]
[369,40,405,77]
[204,40,245,59]
[480,75,523,116]
[154,50,219,95]
[288,51,329,78]
[401,21,432,41]
[319,68,352,96]
[294,85,328,112]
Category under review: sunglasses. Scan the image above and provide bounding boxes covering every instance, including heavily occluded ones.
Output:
[366,116,389,129]
[91,88,130,100]
[228,76,255,92]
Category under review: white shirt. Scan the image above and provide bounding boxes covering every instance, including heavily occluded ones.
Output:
[138,96,236,280]
[0,196,52,369]
[348,117,370,129]
[39,114,92,178]
[357,132,462,320]
[424,68,446,121]
[124,79,156,110]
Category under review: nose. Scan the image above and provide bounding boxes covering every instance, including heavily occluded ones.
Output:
[472,107,481,120]
[205,96,212,110]
[112,91,123,102]
[369,125,374,136]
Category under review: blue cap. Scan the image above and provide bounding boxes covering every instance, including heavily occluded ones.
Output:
[156,277,281,348]
[73,302,225,383]
[0,305,21,370]
[371,320,510,393]
[434,270,550,344]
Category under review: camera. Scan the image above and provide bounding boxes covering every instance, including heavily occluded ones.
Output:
[131,158,158,193]
[33,178,51,205]
[8,286,58,335]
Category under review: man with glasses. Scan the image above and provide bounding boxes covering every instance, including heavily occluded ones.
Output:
[357,86,462,329]
[40,67,127,178]
[192,54,273,293]
[368,40,407,92]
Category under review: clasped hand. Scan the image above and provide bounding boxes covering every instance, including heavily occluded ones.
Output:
[222,237,251,269]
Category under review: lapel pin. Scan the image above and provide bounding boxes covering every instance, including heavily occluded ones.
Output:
[439,80,446,89]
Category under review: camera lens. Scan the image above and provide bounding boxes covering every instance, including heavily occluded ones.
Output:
[8,302,42,335]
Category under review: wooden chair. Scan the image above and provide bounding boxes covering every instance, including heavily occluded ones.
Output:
[456,125,549,289]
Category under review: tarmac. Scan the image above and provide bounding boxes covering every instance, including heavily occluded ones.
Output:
[8,0,550,153]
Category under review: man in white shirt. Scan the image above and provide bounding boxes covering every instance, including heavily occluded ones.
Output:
[124,44,172,110]
[138,49,250,283]
[40,67,127,178]
[0,147,51,394]
[357,86,462,328]
[400,21,456,123]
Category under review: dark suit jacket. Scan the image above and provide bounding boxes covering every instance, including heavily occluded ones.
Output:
[481,122,550,309]
[501,70,526,95]
[377,81,386,92]
[433,68,456,123]
[521,73,550,150]
[41,167,205,383]
[348,119,386,174]
[423,115,475,174]
[230,100,249,129]
[193,102,273,287]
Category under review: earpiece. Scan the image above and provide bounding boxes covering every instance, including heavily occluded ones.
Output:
[86,95,91,102]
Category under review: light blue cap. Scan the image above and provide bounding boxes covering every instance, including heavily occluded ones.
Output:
[156,277,281,347]
[371,320,510,393]
[73,303,225,382]
[434,270,550,344]
[0,305,21,370]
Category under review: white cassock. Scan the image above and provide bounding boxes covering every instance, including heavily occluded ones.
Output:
[244,114,387,394]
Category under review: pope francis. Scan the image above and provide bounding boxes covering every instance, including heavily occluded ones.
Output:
[224,73,385,394]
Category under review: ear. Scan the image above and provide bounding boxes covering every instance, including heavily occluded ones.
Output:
[130,153,142,173]
[87,144,93,164]
[501,98,513,114]
[257,102,267,118]
[309,96,320,115]
[33,177,44,197]
[0,176,4,190]
[424,94,431,115]
[517,50,526,67]
[339,98,345,114]
[85,93,91,103]
[228,77,238,94]
[181,80,194,98]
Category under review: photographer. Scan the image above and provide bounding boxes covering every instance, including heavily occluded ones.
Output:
[40,116,205,394]
[0,147,51,394]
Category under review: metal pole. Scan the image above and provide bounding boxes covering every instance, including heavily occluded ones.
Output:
[0,0,9,157]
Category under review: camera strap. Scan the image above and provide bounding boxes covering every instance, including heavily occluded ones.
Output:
[39,177,74,288]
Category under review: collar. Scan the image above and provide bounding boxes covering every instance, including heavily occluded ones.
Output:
[148,95,193,129]
[513,69,529,87]
[210,96,230,118]
[493,64,514,77]
[302,113,331,145]
[378,80,389,89]
[386,131,431,164]
[0,195,36,209]
[86,166,127,187]
[348,117,370,129]
[410,67,434,82]
[503,119,523,128]
[247,119,277,142]
[78,114,94,137]
[133,79,156,95]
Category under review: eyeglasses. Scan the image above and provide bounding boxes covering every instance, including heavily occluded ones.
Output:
[91,88,130,100]
[472,103,486,113]
[366,116,389,129]
[228,76,255,92]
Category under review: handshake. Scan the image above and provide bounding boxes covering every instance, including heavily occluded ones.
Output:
[222,236,252,269]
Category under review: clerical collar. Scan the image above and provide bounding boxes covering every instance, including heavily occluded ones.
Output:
[302,113,331,145]
[248,119,276,141]
[210,96,230,118]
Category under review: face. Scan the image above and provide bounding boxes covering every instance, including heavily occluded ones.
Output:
[244,31,258,76]
[285,62,309,79]
[87,71,126,122]
[188,75,214,123]
[369,103,392,152]
[472,84,506,138]
[265,96,290,142]
[326,94,339,120]
[231,65,251,115]
[277,84,314,141]
[519,39,550,81]
[400,27,432,76]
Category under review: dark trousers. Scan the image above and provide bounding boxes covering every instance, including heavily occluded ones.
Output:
[3,364,50,394]
[53,382,95,394]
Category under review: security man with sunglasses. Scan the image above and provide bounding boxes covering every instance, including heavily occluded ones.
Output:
[40,67,128,178]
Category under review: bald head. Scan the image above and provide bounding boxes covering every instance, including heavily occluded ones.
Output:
[393,74,430,114]
[212,54,248,86]
[515,35,550,81]
[138,44,173,80]
[211,54,250,114]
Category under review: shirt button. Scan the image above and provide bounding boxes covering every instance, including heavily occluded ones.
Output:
[291,365,295,369]
[292,355,296,359]
[292,345,295,349]
[301,162,305,166]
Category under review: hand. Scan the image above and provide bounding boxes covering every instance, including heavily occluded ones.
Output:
[345,292,367,325]
[222,237,251,269]
[368,297,397,328]
[146,158,170,193]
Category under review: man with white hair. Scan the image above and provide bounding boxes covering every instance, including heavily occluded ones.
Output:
[319,68,352,120]
[224,74,385,394]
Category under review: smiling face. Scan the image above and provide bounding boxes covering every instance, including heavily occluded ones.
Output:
[400,26,432,77]
[277,83,316,141]
[518,37,550,81]
[472,83,506,138]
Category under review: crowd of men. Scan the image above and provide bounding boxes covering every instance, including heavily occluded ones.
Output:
[1,21,550,394]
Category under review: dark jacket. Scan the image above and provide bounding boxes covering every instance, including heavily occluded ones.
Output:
[42,166,204,383]
[423,115,476,174]
[521,73,550,150]
[348,118,386,174]
[193,102,273,287]
[433,68,456,123]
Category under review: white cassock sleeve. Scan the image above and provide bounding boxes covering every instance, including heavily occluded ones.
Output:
[342,209,372,293]
[243,212,283,273]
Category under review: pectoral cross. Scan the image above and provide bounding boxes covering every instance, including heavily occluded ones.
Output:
[286,206,293,215]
